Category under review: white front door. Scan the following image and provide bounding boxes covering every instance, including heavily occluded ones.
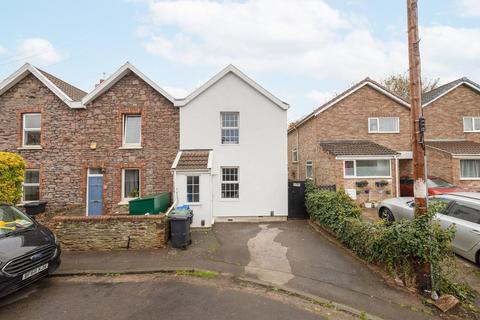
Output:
[176,172,212,227]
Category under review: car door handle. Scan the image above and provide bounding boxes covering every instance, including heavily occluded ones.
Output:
[471,229,480,235]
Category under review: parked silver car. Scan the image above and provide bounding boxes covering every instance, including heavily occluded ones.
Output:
[377,192,480,265]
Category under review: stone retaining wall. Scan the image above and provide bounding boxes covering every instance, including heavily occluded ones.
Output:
[47,214,167,251]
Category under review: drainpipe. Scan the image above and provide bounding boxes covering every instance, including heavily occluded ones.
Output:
[295,126,300,179]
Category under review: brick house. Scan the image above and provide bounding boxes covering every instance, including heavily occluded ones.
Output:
[288,78,412,204]
[423,77,480,190]
[0,62,179,215]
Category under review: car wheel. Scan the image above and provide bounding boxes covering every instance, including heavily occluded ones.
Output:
[379,207,395,222]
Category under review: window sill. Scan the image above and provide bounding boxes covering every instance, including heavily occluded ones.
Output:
[186,202,202,206]
[368,132,400,134]
[459,178,480,181]
[219,198,240,202]
[118,198,138,205]
[119,146,143,150]
[344,176,392,179]
[18,146,42,150]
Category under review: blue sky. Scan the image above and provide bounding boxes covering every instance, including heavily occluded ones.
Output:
[0,0,479,121]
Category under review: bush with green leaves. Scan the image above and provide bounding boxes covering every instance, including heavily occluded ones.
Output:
[305,180,474,302]
[0,152,26,205]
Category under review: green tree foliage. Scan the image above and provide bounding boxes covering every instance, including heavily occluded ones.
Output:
[0,152,26,204]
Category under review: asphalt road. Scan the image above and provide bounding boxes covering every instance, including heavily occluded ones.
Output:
[0,274,348,320]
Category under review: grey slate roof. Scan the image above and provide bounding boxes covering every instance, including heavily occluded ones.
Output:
[426,140,480,155]
[422,77,480,105]
[38,69,87,101]
[175,150,210,170]
[319,140,398,156]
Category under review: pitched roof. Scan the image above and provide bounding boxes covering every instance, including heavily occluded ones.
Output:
[422,77,480,106]
[0,63,83,108]
[320,140,398,156]
[174,64,289,110]
[81,62,175,105]
[288,78,410,134]
[426,140,480,155]
[172,150,212,170]
[38,69,87,101]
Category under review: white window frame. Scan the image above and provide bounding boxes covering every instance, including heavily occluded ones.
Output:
[221,167,239,199]
[22,113,42,147]
[220,112,240,145]
[460,159,480,180]
[463,117,480,133]
[306,160,313,179]
[122,114,142,148]
[23,169,40,202]
[368,117,400,133]
[186,175,200,204]
[292,147,299,163]
[121,168,140,202]
[343,159,392,178]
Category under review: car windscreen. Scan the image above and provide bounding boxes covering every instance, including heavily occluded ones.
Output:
[0,205,34,236]
[427,178,455,188]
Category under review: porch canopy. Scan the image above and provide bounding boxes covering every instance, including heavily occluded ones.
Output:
[320,140,399,157]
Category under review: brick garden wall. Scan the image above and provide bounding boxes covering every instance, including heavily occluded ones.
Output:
[47,214,167,251]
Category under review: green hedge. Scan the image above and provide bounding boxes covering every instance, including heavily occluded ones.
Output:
[305,180,475,302]
[0,152,26,204]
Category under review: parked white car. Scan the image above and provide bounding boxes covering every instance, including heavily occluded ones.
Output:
[377,192,480,266]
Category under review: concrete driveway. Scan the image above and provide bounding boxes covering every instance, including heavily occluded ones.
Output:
[211,221,431,320]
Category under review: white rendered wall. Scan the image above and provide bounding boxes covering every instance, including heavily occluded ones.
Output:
[180,73,288,218]
[174,172,213,227]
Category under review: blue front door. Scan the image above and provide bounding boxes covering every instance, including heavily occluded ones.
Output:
[88,176,103,216]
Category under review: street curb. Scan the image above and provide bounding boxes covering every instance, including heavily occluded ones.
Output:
[236,276,383,320]
[51,268,383,319]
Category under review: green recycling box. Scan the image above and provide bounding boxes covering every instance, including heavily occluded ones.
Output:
[128,192,171,215]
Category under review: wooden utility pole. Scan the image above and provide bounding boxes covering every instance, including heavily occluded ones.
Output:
[407,0,431,291]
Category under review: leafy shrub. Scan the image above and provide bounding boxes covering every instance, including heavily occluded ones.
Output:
[0,152,25,204]
[305,180,473,302]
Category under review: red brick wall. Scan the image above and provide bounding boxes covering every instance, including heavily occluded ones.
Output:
[288,85,409,203]
[424,85,480,142]
[0,71,179,214]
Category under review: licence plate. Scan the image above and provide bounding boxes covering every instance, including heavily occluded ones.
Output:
[22,263,48,280]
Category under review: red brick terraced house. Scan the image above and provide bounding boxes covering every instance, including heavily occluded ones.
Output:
[288,78,413,205]
[423,77,480,190]
[0,62,179,215]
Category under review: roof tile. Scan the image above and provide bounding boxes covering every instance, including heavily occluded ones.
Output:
[176,150,210,170]
[426,140,480,155]
[319,140,398,156]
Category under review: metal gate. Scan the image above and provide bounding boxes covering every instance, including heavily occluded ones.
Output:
[288,181,308,219]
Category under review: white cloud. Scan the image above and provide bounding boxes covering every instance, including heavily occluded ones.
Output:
[163,85,189,98]
[140,0,480,83]
[457,0,480,17]
[141,0,407,81]
[307,90,336,105]
[421,26,480,80]
[17,38,63,66]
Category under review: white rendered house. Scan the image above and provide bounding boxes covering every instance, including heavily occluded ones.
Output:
[172,65,289,227]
